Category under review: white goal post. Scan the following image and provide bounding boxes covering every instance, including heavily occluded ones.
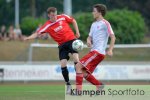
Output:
[28,43,150,63]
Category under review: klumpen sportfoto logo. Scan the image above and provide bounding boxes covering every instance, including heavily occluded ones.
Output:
[69,88,145,97]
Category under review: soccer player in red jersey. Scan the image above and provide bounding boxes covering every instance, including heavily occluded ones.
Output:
[75,4,116,92]
[24,7,80,94]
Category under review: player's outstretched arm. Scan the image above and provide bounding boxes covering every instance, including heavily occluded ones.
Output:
[107,34,116,56]
[24,32,38,41]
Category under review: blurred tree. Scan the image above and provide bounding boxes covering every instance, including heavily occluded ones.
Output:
[105,9,146,44]
[0,0,14,26]
[20,16,46,35]
[30,0,36,17]
[0,0,63,26]
[74,13,93,41]
[108,0,150,33]
[72,0,107,13]
[0,0,150,34]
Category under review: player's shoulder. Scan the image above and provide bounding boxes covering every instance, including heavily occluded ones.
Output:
[57,14,65,19]
[57,14,62,18]
[57,14,66,17]
[56,14,66,21]
[61,14,70,17]
[58,14,73,19]
[90,22,96,28]
[102,19,110,24]
[43,20,51,25]
[39,20,52,28]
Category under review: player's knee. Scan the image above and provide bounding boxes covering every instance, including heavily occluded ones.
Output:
[83,73,88,78]
[61,63,67,67]
[76,63,82,68]
[60,59,67,67]
[75,63,83,72]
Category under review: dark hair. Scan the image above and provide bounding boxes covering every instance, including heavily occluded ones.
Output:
[47,7,57,14]
[93,4,107,16]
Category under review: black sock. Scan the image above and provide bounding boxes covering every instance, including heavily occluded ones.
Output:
[61,67,71,85]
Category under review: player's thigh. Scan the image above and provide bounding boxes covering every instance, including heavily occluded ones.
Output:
[79,51,104,73]
[59,46,70,61]
[59,51,69,60]
[88,54,105,73]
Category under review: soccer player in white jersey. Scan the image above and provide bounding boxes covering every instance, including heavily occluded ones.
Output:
[75,4,116,91]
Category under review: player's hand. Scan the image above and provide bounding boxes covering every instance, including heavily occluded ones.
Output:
[106,49,113,57]
[87,40,92,47]
[76,33,80,38]
[23,37,29,41]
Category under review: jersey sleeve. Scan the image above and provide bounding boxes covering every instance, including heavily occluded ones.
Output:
[102,19,114,36]
[62,14,74,23]
[36,21,49,35]
[107,22,114,35]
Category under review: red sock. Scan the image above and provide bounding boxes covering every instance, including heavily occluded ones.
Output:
[76,73,83,90]
[85,73,102,86]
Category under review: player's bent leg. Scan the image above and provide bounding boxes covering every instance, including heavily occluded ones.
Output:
[86,67,104,91]
[60,59,70,85]
[84,72,103,89]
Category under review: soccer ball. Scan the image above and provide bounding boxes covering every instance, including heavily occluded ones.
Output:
[72,39,84,51]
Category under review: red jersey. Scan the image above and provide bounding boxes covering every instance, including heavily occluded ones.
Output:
[37,14,76,45]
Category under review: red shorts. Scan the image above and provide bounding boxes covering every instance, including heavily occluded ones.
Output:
[80,50,105,73]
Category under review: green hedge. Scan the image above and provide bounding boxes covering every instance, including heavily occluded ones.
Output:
[21,17,46,35]
[21,9,146,44]
[75,9,146,44]
[105,9,146,44]
[74,13,93,41]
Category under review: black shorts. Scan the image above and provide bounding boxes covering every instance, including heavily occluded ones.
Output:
[58,39,78,60]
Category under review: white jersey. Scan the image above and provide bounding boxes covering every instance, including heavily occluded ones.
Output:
[89,19,114,55]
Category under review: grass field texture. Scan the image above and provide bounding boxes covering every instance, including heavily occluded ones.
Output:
[0,84,65,100]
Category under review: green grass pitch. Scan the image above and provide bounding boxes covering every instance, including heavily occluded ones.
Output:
[0,83,149,100]
[0,84,65,100]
